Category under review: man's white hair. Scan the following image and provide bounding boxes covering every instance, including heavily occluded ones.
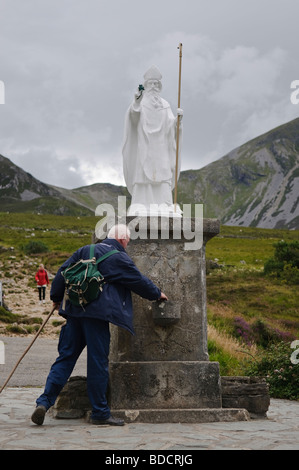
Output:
[107,224,130,240]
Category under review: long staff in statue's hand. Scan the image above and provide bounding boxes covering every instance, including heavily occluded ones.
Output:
[174,43,183,212]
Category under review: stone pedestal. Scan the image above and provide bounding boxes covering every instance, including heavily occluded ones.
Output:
[109,217,217,364]
[53,217,250,423]
[107,217,249,423]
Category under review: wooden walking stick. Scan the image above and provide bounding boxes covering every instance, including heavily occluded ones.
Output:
[174,42,183,213]
[0,305,56,394]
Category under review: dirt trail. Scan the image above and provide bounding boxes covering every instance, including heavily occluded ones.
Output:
[0,255,64,338]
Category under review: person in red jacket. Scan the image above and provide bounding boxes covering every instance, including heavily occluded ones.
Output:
[35,264,49,304]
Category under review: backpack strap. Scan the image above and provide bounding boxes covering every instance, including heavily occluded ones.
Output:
[89,244,118,264]
[89,244,95,259]
[95,249,119,265]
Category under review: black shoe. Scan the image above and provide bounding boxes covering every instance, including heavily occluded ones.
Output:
[91,415,125,426]
[31,405,47,425]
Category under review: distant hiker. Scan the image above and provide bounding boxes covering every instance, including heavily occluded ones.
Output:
[35,264,49,304]
[31,224,167,426]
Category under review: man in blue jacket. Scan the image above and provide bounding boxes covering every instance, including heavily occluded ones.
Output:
[31,224,167,426]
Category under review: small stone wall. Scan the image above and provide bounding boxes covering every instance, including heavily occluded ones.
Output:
[221,376,270,419]
[52,375,270,420]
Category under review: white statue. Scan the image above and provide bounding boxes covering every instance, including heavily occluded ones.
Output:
[122,65,183,216]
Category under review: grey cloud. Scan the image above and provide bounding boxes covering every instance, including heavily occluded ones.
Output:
[0,0,298,189]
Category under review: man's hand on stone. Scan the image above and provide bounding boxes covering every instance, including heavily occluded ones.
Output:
[159,292,168,301]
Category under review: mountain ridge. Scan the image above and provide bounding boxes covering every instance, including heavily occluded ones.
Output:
[177,118,299,229]
[1,117,299,229]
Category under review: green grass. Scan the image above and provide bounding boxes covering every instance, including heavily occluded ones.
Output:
[1,212,298,391]
[0,212,98,266]
[206,225,299,381]
[208,338,243,376]
[207,272,298,323]
[0,212,97,231]
[206,225,298,267]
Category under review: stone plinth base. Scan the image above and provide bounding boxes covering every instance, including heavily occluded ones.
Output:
[106,408,250,424]
[109,361,221,410]
[52,376,252,423]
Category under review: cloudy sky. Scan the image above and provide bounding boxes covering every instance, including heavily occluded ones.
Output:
[0,0,298,189]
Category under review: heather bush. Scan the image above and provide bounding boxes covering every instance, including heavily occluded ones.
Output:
[245,341,299,400]
[233,316,295,348]
[233,316,255,346]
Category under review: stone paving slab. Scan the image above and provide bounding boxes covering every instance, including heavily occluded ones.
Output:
[0,387,298,450]
[0,337,298,451]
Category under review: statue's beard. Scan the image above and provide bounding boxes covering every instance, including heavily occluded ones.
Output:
[144,88,163,108]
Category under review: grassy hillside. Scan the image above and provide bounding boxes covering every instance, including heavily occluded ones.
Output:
[0,213,298,397]
[0,212,97,256]
[206,226,298,377]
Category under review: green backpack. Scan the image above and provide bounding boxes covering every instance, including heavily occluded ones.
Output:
[61,244,119,310]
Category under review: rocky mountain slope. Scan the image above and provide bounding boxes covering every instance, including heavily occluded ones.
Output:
[1,118,298,229]
[0,154,128,216]
[177,118,299,229]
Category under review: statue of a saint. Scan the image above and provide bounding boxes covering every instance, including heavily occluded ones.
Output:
[122,65,183,216]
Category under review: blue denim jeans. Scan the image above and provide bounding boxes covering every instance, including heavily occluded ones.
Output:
[36,316,111,420]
